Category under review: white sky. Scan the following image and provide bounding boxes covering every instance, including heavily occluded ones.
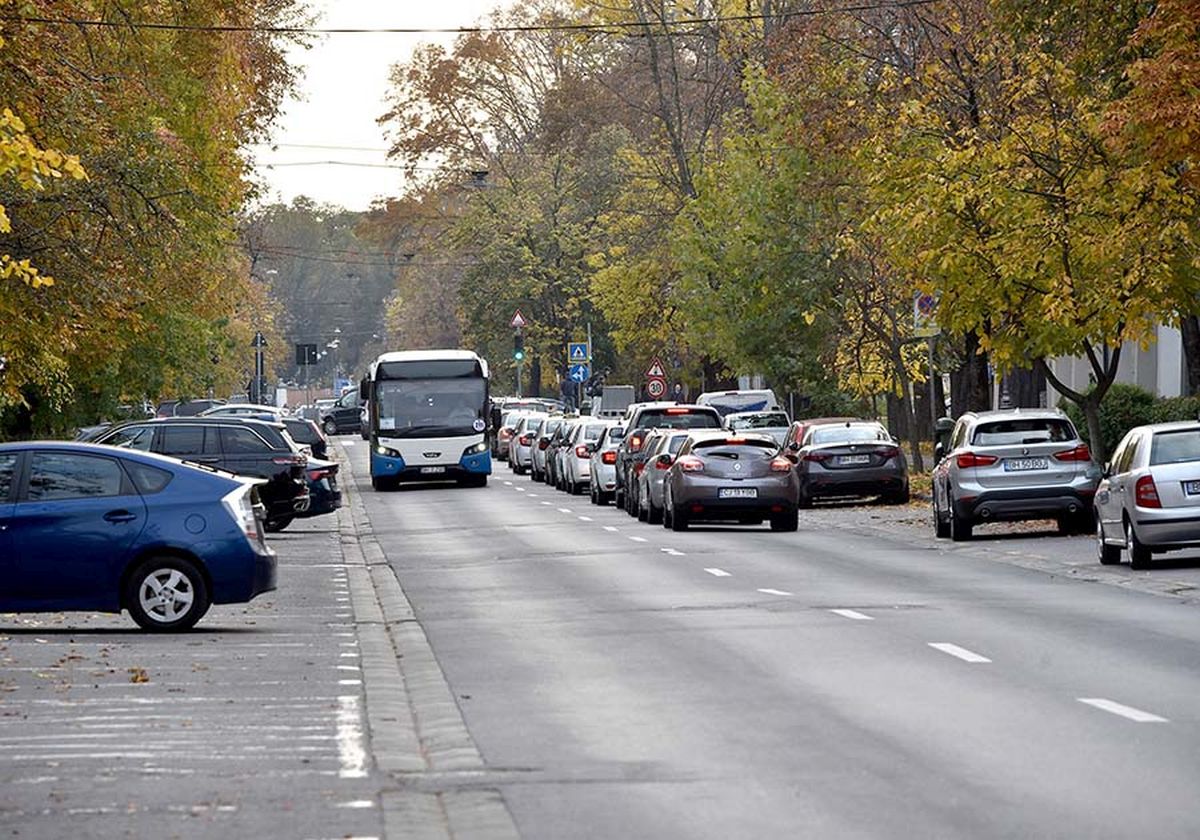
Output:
[251,1,506,212]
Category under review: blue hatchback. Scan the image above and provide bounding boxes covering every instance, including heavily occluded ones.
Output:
[0,442,277,631]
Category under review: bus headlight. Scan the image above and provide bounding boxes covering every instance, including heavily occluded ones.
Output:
[375,444,401,458]
[463,441,488,456]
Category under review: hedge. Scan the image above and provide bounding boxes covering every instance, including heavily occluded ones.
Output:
[1059,382,1200,461]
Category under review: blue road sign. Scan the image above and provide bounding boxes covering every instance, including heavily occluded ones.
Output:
[568,342,590,362]
[568,363,590,383]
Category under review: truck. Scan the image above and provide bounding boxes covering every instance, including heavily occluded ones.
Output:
[591,384,635,419]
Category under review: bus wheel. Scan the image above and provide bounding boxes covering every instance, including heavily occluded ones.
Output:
[371,476,394,491]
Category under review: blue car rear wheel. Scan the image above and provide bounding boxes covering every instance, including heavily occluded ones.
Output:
[125,557,211,632]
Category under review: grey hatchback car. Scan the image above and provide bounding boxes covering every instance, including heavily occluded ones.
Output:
[932,409,1100,541]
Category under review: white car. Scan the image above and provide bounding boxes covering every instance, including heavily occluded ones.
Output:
[588,424,626,505]
[1096,421,1200,569]
[559,419,611,495]
[507,413,547,475]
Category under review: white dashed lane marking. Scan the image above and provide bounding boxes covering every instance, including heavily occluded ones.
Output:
[603,526,619,532]
[558,508,573,514]
[928,643,992,664]
[660,548,685,556]
[757,588,793,597]
[1078,698,1167,723]
[578,516,594,522]
[831,609,873,621]
[704,568,731,577]
[629,536,648,543]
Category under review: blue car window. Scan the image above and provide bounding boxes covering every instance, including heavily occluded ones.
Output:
[27,453,124,501]
[125,461,174,494]
[0,453,17,501]
[160,425,207,457]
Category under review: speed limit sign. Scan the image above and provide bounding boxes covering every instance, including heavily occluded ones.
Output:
[646,378,667,398]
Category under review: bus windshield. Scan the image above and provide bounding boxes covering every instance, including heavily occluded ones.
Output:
[375,378,487,439]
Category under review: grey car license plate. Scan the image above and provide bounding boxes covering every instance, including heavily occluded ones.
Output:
[719,487,758,499]
[1003,458,1048,472]
[838,454,871,465]
[1184,481,1200,496]
[419,466,446,475]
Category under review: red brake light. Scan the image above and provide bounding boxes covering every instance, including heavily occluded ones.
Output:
[1053,444,1092,462]
[601,451,617,465]
[803,451,831,462]
[956,452,999,469]
[538,439,550,450]
[874,445,900,459]
[770,457,792,472]
[726,437,746,444]
[499,429,513,440]
[665,408,690,414]
[630,435,643,450]
[634,462,646,475]
[1135,475,1161,508]
[654,457,672,470]
[518,434,532,446]
[678,456,704,472]
[575,445,589,458]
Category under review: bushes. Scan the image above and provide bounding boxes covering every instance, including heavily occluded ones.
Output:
[1059,383,1200,460]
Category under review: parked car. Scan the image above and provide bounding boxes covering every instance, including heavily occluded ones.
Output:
[559,419,610,495]
[548,418,581,489]
[932,409,1099,541]
[507,414,546,475]
[588,425,626,505]
[281,417,329,460]
[1095,421,1200,569]
[201,403,284,418]
[156,398,226,418]
[695,389,782,418]
[531,417,565,483]
[792,421,910,507]
[636,430,691,523]
[613,404,723,509]
[299,455,342,520]
[780,417,861,455]
[0,442,276,630]
[662,431,800,531]
[92,417,310,532]
[319,389,362,435]
[494,409,530,461]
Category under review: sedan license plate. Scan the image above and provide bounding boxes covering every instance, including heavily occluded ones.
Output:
[419,466,446,475]
[719,487,758,499]
[1003,458,1048,472]
[837,454,871,466]
[1184,481,1200,496]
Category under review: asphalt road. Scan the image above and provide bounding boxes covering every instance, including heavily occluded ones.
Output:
[346,440,1200,840]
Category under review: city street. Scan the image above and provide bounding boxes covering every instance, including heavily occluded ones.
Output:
[5,439,1200,839]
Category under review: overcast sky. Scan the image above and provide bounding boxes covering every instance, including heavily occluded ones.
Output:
[251,1,506,212]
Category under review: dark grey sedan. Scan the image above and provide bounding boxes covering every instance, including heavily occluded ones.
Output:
[791,421,909,507]
[662,432,800,531]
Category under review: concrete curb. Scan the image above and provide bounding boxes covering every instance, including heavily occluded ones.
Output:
[336,443,521,840]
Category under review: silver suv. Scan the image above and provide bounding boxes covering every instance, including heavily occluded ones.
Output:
[932,409,1100,541]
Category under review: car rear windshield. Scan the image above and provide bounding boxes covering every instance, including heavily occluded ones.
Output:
[284,419,319,445]
[811,425,889,445]
[972,418,1074,446]
[694,438,778,452]
[1150,429,1200,466]
[637,409,721,430]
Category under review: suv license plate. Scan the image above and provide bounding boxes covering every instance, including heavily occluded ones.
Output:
[837,454,871,465]
[1184,481,1200,496]
[420,466,446,475]
[719,488,757,499]
[1004,458,1048,472]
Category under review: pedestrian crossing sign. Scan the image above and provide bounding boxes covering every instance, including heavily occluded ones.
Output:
[568,342,590,362]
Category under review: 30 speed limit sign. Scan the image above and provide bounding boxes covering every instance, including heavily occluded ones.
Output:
[646,378,667,398]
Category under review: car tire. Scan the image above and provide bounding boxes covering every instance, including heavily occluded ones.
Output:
[637,494,649,521]
[949,497,973,542]
[797,486,813,509]
[323,418,338,435]
[460,474,487,488]
[371,476,392,491]
[934,496,951,539]
[1125,518,1152,570]
[1096,515,1121,565]
[647,500,663,525]
[614,487,624,510]
[360,428,369,441]
[885,486,911,505]
[124,556,211,632]
[264,515,293,533]
[770,509,799,532]
[670,505,689,531]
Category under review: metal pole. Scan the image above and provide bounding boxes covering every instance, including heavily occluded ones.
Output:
[516,361,522,397]
[928,336,938,427]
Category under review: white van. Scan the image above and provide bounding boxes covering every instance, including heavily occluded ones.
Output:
[695,389,782,418]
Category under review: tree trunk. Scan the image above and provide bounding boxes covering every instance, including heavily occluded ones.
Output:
[950,330,991,417]
[1181,315,1200,395]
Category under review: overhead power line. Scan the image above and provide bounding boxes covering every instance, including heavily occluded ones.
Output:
[4,2,941,37]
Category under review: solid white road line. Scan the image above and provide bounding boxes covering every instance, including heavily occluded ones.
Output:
[928,643,992,663]
[629,536,648,543]
[831,609,873,621]
[704,568,731,577]
[603,526,619,532]
[757,588,793,596]
[1077,698,1168,723]
[578,516,594,522]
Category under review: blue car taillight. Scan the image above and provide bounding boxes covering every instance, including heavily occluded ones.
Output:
[222,484,262,545]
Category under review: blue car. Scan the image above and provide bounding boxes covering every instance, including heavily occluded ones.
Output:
[0,442,277,631]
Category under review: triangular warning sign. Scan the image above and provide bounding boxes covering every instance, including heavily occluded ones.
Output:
[645,357,666,378]
[510,309,528,328]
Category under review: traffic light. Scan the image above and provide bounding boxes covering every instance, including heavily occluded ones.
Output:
[513,331,525,362]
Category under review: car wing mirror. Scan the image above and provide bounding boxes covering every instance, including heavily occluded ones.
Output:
[656,453,674,468]
[1102,462,1112,478]
[788,441,801,453]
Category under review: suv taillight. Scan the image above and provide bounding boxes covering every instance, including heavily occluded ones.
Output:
[956,452,999,469]
[1053,444,1092,462]
[601,451,617,465]
[518,434,532,446]
[1135,475,1161,508]
[538,438,550,450]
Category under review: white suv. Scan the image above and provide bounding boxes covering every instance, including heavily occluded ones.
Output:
[932,409,1101,541]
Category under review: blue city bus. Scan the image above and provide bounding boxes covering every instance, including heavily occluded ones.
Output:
[361,350,492,489]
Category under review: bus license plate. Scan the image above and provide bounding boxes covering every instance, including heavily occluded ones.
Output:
[1004,458,1048,472]
[719,488,757,499]
[1184,481,1200,496]
[420,466,446,475]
